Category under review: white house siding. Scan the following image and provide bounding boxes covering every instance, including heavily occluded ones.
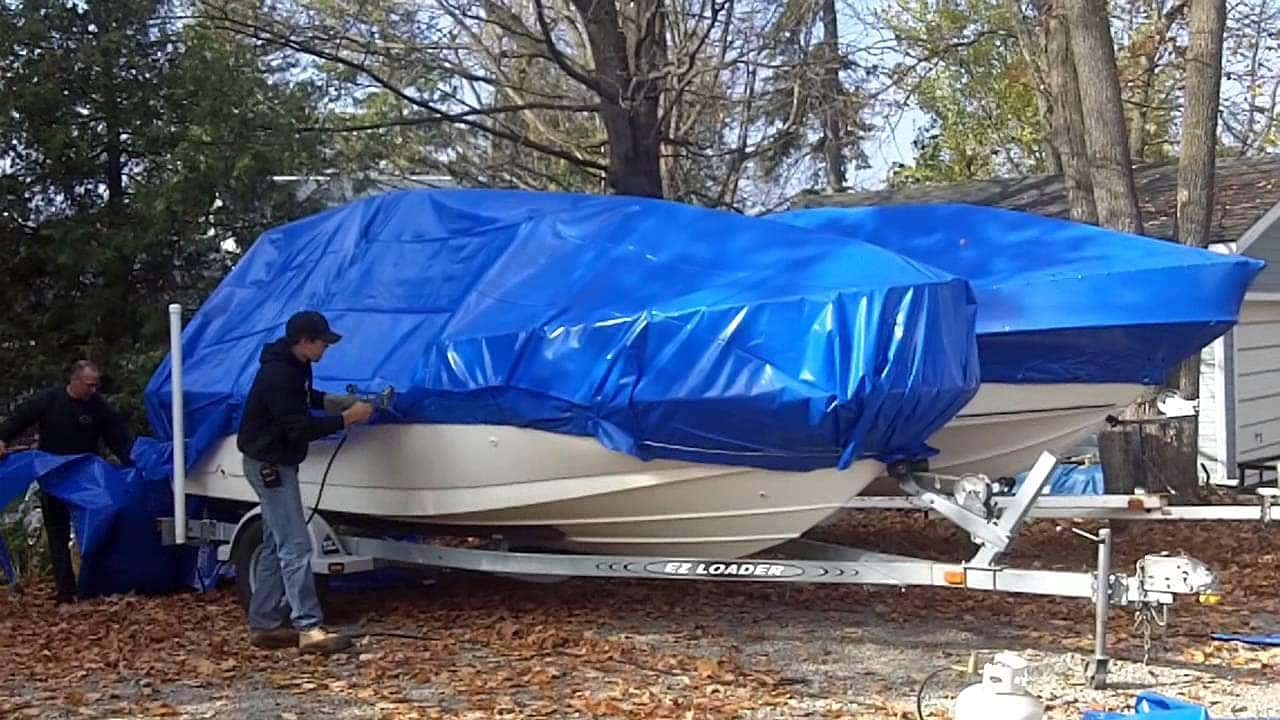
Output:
[1198,333,1230,483]
[1229,300,1280,475]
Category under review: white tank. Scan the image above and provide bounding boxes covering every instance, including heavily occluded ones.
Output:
[953,653,1044,720]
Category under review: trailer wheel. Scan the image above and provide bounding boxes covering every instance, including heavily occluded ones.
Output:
[231,516,329,613]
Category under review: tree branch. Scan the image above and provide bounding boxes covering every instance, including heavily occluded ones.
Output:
[287,101,601,134]
[190,10,609,172]
[533,0,607,95]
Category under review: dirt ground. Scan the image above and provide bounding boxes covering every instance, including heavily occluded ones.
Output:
[2,511,1278,719]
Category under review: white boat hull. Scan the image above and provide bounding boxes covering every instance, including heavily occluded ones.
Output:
[187,425,882,558]
[929,382,1146,479]
[186,383,1144,557]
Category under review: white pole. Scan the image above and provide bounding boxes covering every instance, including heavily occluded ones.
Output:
[168,303,186,544]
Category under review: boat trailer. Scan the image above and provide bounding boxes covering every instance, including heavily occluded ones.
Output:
[159,451,1220,690]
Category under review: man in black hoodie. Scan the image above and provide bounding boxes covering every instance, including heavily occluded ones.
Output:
[0,360,134,603]
[237,310,374,653]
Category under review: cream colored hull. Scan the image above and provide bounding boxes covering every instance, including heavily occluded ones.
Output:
[930,382,1146,478]
[186,383,1145,557]
[187,424,881,558]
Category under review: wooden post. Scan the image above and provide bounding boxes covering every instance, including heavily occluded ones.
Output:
[1099,418,1200,501]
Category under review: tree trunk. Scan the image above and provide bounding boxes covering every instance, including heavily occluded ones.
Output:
[1039,92,1059,174]
[1170,0,1227,400]
[1063,0,1143,234]
[572,0,665,197]
[104,74,124,211]
[818,0,846,191]
[106,132,125,211]
[1177,0,1226,251]
[1045,7,1097,223]
[1128,58,1153,161]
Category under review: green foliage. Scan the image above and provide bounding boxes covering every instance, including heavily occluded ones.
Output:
[0,1,329,434]
[883,0,1050,186]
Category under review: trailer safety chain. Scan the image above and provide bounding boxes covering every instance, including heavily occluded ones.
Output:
[1133,603,1168,665]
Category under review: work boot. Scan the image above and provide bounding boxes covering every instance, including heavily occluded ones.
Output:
[249,626,299,650]
[298,627,352,654]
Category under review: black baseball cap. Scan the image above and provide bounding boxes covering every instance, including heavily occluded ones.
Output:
[285,310,342,344]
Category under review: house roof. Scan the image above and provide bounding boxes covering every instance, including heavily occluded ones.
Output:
[791,156,1280,247]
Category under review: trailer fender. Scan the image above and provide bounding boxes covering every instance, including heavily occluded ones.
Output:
[217,508,347,563]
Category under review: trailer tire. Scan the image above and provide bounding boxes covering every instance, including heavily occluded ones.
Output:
[231,516,329,614]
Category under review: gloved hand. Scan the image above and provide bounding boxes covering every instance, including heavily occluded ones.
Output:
[342,401,376,427]
[323,394,360,413]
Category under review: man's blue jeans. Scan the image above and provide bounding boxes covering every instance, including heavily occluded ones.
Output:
[243,457,324,631]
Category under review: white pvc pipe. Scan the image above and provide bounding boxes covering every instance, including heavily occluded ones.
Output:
[168,303,186,544]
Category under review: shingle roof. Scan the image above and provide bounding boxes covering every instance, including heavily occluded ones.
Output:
[791,156,1280,245]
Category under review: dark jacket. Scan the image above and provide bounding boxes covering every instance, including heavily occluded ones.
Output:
[237,338,345,466]
[0,387,134,463]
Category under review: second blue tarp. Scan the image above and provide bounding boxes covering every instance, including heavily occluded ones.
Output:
[771,204,1262,384]
[1011,462,1105,495]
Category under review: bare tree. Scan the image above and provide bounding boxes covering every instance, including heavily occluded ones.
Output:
[1219,0,1280,153]
[554,0,665,196]
[191,0,870,208]
[1064,0,1144,233]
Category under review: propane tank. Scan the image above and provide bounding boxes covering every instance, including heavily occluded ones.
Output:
[953,653,1044,720]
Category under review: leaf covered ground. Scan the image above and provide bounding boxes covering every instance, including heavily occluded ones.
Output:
[2,512,1278,719]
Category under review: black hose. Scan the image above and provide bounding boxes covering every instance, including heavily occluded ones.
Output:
[306,430,349,527]
[353,630,435,641]
[916,666,964,720]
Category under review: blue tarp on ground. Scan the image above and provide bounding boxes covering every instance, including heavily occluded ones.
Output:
[144,189,982,472]
[1211,633,1280,646]
[1082,692,1210,720]
[771,205,1263,384]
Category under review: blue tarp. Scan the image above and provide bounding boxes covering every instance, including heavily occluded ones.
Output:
[1012,462,1104,494]
[145,189,982,472]
[0,191,988,598]
[1211,632,1280,646]
[0,441,194,597]
[771,205,1263,384]
[1082,692,1210,720]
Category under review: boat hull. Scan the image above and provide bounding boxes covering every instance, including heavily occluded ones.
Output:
[187,425,882,558]
[186,383,1145,557]
[929,382,1145,478]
